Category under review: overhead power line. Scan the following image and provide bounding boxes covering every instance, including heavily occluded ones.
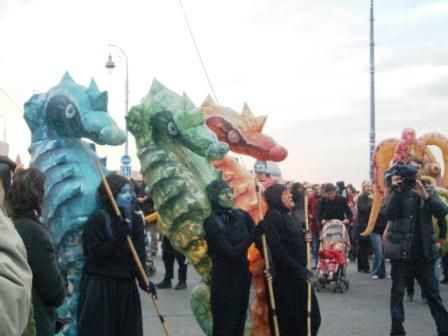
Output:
[177,0,219,104]
[0,88,23,113]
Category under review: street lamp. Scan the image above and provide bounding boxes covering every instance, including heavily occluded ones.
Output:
[105,44,131,177]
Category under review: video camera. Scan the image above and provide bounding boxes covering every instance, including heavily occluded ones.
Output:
[384,164,418,190]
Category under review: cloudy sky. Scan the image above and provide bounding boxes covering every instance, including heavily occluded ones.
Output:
[1,0,447,188]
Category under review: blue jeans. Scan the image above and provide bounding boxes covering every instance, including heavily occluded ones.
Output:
[370,233,386,277]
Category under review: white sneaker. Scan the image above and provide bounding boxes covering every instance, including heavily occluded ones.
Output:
[372,275,379,279]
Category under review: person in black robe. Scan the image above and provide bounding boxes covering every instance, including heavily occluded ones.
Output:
[77,174,156,336]
[204,179,262,336]
[263,183,321,336]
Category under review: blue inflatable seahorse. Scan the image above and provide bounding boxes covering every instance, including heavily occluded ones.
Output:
[24,73,126,335]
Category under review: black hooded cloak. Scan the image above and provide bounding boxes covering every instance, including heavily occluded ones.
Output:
[204,179,256,336]
[78,175,146,336]
[264,184,321,336]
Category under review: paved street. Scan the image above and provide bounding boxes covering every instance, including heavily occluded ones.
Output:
[142,255,448,336]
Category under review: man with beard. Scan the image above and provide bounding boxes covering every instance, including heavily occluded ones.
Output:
[263,183,321,336]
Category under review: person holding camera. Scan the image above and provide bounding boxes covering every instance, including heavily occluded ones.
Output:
[384,156,448,336]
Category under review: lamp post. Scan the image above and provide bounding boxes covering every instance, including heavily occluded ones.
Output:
[105,44,131,177]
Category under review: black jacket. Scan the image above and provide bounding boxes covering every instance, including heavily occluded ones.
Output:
[317,195,353,224]
[204,208,256,335]
[385,187,448,260]
[356,192,373,235]
[82,208,146,280]
[14,217,66,336]
[204,209,255,274]
[264,208,307,280]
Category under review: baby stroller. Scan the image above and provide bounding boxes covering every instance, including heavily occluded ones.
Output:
[314,219,350,293]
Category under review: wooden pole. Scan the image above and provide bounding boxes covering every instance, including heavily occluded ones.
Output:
[304,195,312,336]
[95,161,170,336]
[254,176,281,336]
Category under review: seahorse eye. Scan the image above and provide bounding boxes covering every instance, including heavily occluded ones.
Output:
[227,130,240,144]
[65,104,77,119]
[167,121,178,136]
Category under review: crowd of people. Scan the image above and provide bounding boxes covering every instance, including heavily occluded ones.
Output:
[1,151,448,336]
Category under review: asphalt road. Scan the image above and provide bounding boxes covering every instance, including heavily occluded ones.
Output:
[142,255,448,336]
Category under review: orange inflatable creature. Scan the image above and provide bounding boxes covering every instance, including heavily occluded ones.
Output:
[362,128,448,236]
[202,96,288,336]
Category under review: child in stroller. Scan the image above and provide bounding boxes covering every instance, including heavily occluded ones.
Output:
[315,219,350,292]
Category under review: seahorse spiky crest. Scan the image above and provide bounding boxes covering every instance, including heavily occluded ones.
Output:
[86,79,108,111]
[201,94,216,108]
[59,71,76,85]
[182,92,196,110]
[241,102,253,118]
[239,103,267,133]
[87,79,100,97]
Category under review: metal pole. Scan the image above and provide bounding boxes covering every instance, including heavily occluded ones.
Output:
[108,44,130,176]
[304,195,312,336]
[254,176,281,336]
[369,0,376,181]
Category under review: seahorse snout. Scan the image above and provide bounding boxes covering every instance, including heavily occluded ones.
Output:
[99,125,127,145]
[206,142,229,161]
[268,144,288,162]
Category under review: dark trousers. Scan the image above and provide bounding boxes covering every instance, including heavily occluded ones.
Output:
[357,236,370,272]
[390,258,448,336]
[406,275,417,296]
[348,225,357,261]
[270,273,320,336]
[162,236,187,282]
[211,270,251,336]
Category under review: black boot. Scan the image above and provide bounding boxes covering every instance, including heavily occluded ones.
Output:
[156,278,172,289]
[174,281,187,290]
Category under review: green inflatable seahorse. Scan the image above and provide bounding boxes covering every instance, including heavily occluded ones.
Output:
[126,80,229,334]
